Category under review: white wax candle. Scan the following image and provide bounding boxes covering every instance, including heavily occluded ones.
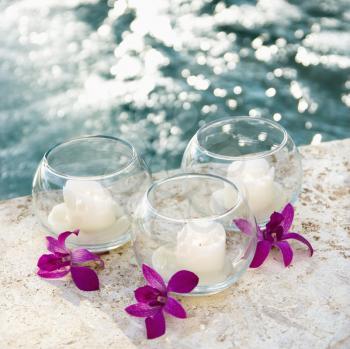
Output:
[48,180,127,241]
[210,183,240,213]
[63,180,121,231]
[152,245,177,281]
[72,215,130,244]
[227,159,275,220]
[176,221,226,274]
[228,158,272,179]
[48,203,73,233]
[245,177,274,215]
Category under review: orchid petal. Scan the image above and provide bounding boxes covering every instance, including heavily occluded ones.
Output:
[125,303,161,318]
[142,264,166,293]
[46,237,69,256]
[235,219,262,243]
[250,240,272,268]
[256,224,264,240]
[266,212,284,232]
[37,254,70,271]
[145,310,166,339]
[58,230,79,245]
[275,225,285,241]
[134,285,160,304]
[71,248,104,268]
[167,270,199,293]
[274,241,293,267]
[164,296,186,319]
[70,266,100,291]
[282,232,314,256]
[37,268,70,279]
[234,219,253,236]
[281,204,294,232]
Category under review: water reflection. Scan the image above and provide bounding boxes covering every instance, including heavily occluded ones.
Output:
[0,0,349,199]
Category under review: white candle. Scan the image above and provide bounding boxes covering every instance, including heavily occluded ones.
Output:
[210,183,240,213]
[227,159,276,221]
[176,221,226,275]
[228,158,273,179]
[48,180,127,240]
[48,203,73,232]
[73,215,130,244]
[152,245,177,281]
[63,180,120,231]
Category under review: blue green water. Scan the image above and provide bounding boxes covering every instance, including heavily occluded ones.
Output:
[0,0,349,199]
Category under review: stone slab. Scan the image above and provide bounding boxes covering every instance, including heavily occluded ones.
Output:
[0,139,350,349]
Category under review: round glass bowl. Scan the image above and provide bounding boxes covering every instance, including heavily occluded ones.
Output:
[32,135,152,252]
[181,117,302,224]
[132,173,257,295]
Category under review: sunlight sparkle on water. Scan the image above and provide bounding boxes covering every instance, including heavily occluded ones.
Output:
[0,0,348,199]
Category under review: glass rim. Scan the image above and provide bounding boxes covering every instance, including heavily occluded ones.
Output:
[195,116,289,160]
[145,172,243,223]
[43,135,138,181]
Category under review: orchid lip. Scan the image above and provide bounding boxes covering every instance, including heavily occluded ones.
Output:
[157,296,167,304]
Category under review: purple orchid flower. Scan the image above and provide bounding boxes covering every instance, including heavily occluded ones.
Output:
[236,204,313,268]
[37,230,104,291]
[125,264,199,339]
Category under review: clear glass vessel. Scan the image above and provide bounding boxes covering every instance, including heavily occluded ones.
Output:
[181,117,302,224]
[132,173,257,295]
[33,135,152,252]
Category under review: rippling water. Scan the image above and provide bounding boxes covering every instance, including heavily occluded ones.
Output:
[0,0,349,199]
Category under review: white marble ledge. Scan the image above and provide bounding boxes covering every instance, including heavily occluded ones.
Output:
[0,139,349,349]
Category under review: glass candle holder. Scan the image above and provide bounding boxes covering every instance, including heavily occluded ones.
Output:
[181,117,302,224]
[132,173,257,295]
[32,135,152,252]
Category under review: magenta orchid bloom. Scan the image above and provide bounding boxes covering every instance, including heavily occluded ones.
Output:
[236,204,313,268]
[37,230,104,291]
[125,264,199,339]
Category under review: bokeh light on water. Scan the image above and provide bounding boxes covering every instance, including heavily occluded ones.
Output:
[0,0,349,199]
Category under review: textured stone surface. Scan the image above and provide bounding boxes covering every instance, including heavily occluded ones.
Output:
[1,139,350,349]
